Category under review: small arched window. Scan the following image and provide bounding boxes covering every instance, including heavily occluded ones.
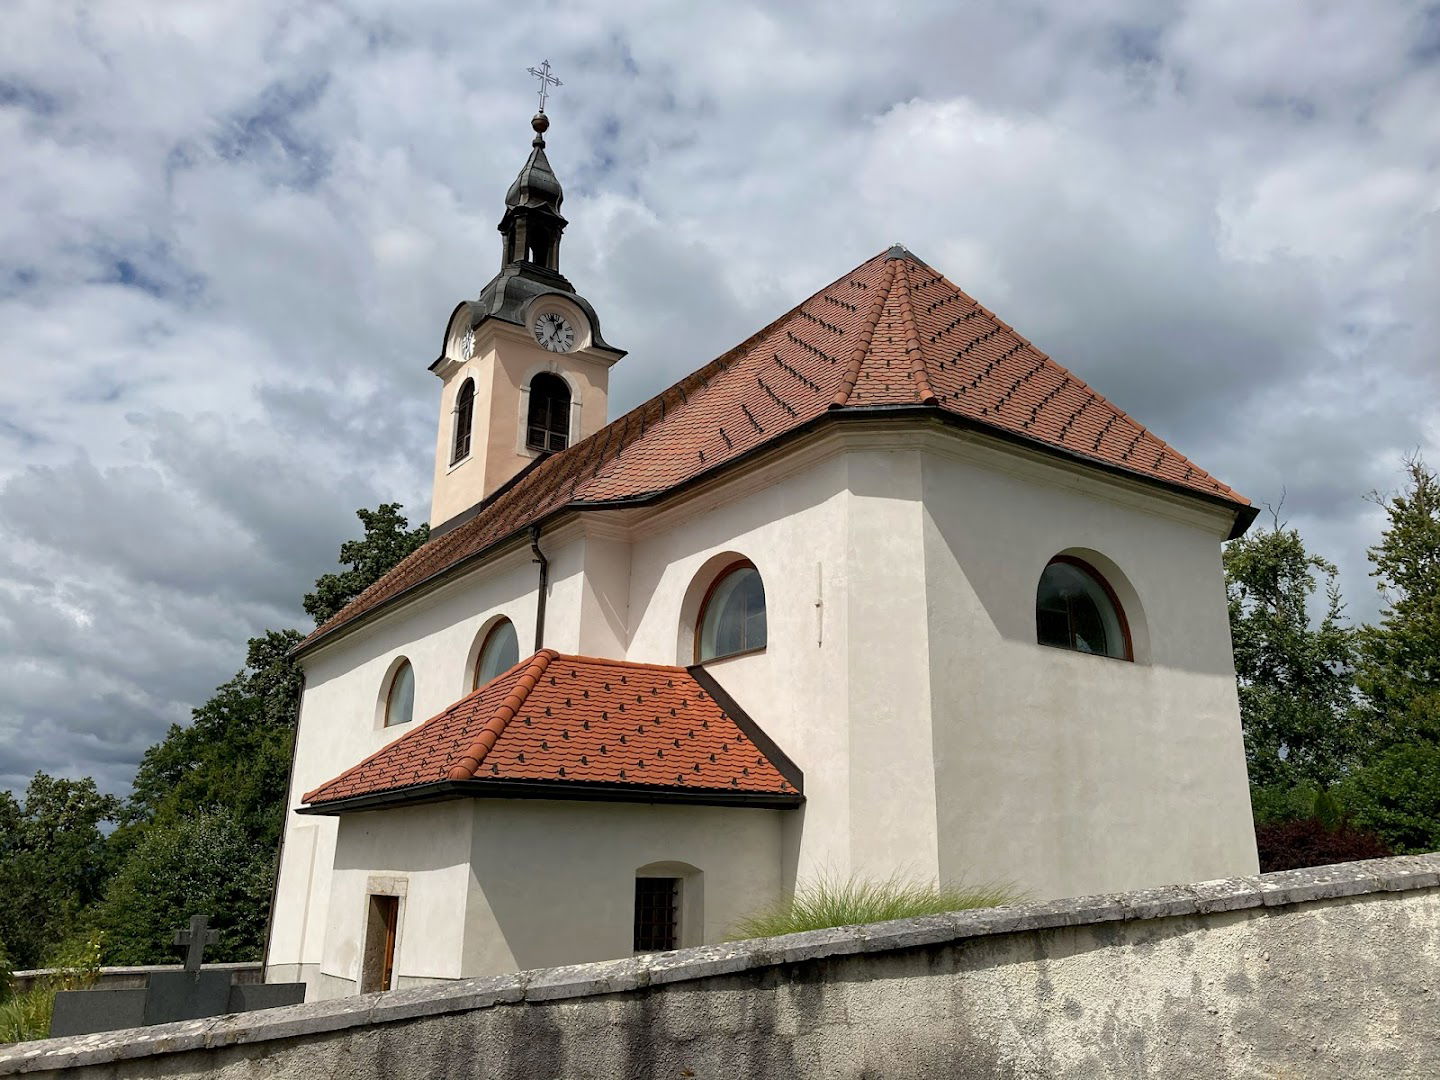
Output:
[451,378,475,465]
[696,561,767,662]
[1036,556,1131,660]
[385,660,416,727]
[473,618,520,690]
[526,373,571,454]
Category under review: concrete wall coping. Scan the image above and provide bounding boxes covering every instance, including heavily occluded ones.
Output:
[11,964,260,981]
[3,853,1437,1075]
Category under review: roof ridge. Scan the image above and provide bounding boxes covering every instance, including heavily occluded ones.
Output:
[894,259,939,407]
[830,258,897,408]
[446,649,557,780]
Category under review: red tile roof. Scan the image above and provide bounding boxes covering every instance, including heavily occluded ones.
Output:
[301,246,1251,653]
[301,651,801,809]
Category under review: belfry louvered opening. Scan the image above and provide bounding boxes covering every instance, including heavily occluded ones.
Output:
[527,372,572,453]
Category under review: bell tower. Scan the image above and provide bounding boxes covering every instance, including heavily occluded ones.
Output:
[428,94,625,532]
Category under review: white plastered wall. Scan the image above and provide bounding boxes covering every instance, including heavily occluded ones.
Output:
[461,800,784,975]
[267,537,552,995]
[270,422,1258,992]
[622,452,855,888]
[317,801,474,998]
[918,444,1259,898]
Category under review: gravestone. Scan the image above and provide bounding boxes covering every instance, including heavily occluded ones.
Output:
[49,916,306,1038]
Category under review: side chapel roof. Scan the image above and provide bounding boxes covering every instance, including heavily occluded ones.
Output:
[300,651,803,812]
[300,245,1253,656]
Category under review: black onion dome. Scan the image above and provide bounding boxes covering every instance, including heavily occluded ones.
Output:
[505,114,564,210]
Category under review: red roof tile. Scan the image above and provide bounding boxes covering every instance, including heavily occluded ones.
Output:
[301,246,1251,653]
[301,651,801,808]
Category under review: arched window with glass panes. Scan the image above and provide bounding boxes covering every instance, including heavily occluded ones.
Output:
[1035,556,1132,661]
[695,561,767,662]
[451,378,475,464]
[526,373,571,453]
[384,659,416,727]
[473,618,520,690]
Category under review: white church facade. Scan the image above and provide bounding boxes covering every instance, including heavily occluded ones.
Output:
[264,110,1260,999]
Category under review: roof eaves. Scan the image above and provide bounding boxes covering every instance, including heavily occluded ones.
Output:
[290,524,543,661]
[297,398,1254,663]
[298,778,806,815]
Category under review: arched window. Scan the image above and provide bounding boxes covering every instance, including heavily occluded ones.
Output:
[696,561,766,662]
[385,660,416,727]
[473,618,520,690]
[526,373,571,453]
[451,378,475,465]
[1036,556,1131,660]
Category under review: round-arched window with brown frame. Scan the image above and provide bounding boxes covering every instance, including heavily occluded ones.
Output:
[384,659,416,727]
[451,378,475,464]
[695,560,767,663]
[526,373,572,454]
[473,618,520,690]
[1035,555,1132,661]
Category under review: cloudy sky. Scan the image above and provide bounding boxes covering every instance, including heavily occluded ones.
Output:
[1,1,1436,797]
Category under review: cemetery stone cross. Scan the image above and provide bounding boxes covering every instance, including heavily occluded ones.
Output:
[173,915,220,974]
[49,912,307,1037]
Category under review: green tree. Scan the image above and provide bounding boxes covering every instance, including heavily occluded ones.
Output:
[98,502,427,963]
[0,934,12,1003]
[303,504,429,626]
[126,629,304,852]
[1224,523,1359,795]
[0,775,119,969]
[1345,458,1440,852]
[1354,457,1440,746]
[97,810,273,965]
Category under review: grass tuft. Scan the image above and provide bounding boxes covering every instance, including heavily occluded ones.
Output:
[0,990,56,1046]
[727,873,1021,940]
[0,932,105,1045]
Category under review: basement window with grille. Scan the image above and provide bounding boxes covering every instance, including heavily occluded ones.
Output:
[633,877,680,952]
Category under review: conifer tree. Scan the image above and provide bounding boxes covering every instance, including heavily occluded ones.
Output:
[1223,522,1359,795]
[1355,457,1440,746]
[1346,458,1440,851]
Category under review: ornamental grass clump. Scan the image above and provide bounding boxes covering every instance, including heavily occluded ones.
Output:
[728,874,1020,940]
[0,932,104,1046]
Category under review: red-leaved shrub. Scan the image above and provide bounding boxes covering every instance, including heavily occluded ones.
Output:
[1254,818,1393,873]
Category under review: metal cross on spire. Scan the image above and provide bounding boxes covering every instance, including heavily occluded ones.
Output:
[526,59,562,114]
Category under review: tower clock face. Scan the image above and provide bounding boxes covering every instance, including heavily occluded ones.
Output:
[533,312,575,353]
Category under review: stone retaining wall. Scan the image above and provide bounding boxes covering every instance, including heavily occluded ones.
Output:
[3,855,1438,1078]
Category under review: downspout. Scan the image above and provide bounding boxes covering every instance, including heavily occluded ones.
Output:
[530,523,549,652]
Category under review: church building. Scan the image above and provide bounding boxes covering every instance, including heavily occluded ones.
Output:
[264,106,1260,999]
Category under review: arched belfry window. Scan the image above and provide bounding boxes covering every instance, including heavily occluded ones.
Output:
[1036,556,1132,661]
[696,561,767,662]
[385,660,416,727]
[526,373,571,454]
[473,618,520,690]
[451,378,475,465]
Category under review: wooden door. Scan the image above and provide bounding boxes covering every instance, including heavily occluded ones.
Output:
[362,895,400,993]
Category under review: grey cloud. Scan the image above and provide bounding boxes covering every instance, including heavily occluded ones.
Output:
[0,0,1435,794]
